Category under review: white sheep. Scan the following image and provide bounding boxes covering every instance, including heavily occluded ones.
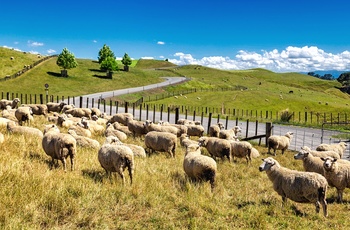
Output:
[185,124,205,138]
[47,101,67,113]
[98,137,134,184]
[65,108,92,119]
[68,124,92,138]
[124,143,146,158]
[7,121,43,138]
[126,117,148,138]
[198,136,231,162]
[61,104,75,113]
[183,144,217,192]
[0,132,4,144]
[91,107,102,117]
[251,147,260,158]
[112,122,132,136]
[259,157,328,217]
[180,133,198,148]
[107,113,133,126]
[161,122,188,137]
[229,140,252,164]
[219,126,241,140]
[42,124,77,171]
[208,122,225,137]
[0,98,20,110]
[105,123,127,141]
[301,146,341,159]
[143,120,178,136]
[80,117,105,135]
[316,142,348,158]
[92,115,108,126]
[294,149,325,176]
[68,129,100,149]
[20,104,48,116]
[267,131,294,155]
[144,131,177,158]
[15,106,34,126]
[0,117,11,127]
[321,157,350,203]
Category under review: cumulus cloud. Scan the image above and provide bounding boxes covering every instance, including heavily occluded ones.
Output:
[47,49,56,54]
[28,50,40,54]
[27,40,44,47]
[157,41,165,45]
[168,46,350,72]
[141,56,154,60]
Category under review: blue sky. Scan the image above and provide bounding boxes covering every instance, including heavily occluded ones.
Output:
[1,0,350,72]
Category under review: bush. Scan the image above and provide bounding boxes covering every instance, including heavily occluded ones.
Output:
[280,108,293,122]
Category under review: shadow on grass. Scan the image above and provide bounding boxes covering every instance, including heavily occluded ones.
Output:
[170,171,188,191]
[89,68,105,72]
[82,169,104,183]
[291,204,307,217]
[47,71,62,77]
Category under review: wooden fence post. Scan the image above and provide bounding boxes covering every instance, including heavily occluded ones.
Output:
[266,122,273,145]
[79,96,83,108]
[207,113,212,134]
[175,108,179,124]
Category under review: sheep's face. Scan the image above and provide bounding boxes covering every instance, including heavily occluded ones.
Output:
[322,157,337,172]
[259,157,277,172]
[294,150,308,160]
[197,137,207,147]
[185,144,200,156]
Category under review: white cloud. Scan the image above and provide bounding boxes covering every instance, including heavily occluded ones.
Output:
[141,56,154,60]
[28,50,40,54]
[28,40,44,47]
[93,40,97,43]
[168,46,350,72]
[47,49,56,54]
[157,41,165,45]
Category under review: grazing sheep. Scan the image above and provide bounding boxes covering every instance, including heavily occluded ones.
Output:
[21,104,48,116]
[316,142,348,158]
[321,157,350,203]
[68,129,100,149]
[15,106,33,126]
[198,136,231,162]
[107,113,133,126]
[80,117,105,135]
[208,122,225,137]
[144,120,178,136]
[61,104,75,113]
[144,131,177,158]
[183,144,217,192]
[68,124,92,138]
[98,137,134,184]
[301,146,341,159]
[105,123,127,141]
[229,140,252,164]
[42,124,77,171]
[294,149,325,176]
[126,117,148,138]
[56,114,75,128]
[65,108,92,119]
[180,133,198,148]
[47,112,60,123]
[219,126,241,140]
[91,107,102,117]
[124,143,146,158]
[112,122,132,136]
[0,117,11,127]
[185,124,205,138]
[47,101,67,113]
[161,122,188,137]
[177,119,195,125]
[0,98,20,110]
[7,121,43,138]
[1,109,17,122]
[92,115,108,126]
[251,147,260,158]
[259,157,328,217]
[267,131,294,155]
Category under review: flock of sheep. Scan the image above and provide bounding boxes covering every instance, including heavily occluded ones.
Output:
[0,97,349,218]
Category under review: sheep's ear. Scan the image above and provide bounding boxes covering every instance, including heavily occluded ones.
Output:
[320,157,326,161]
[333,158,338,162]
[261,158,265,161]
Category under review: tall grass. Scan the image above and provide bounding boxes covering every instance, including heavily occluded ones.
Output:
[0,116,350,229]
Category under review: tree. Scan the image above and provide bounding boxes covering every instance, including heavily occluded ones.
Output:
[121,53,132,72]
[98,44,115,64]
[100,56,118,78]
[56,48,78,77]
[338,72,350,86]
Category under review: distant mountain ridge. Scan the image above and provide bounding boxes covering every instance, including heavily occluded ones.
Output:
[300,70,350,79]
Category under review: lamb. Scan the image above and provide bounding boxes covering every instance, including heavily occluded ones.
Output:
[180,133,198,148]
[294,149,325,176]
[198,137,231,162]
[183,144,217,192]
[107,113,133,126]
[259,157,328,217]
[68,129,100,149]
[316,142,348,158]
[301,146,341,159]
[42,124,77,171]
[20,104,48,116]
[208,122,225,137]
[321,157,350,203]
[0,98,20,110]
[267,131,294,155]
[126,117,147,138]
[65,108,92,119]
[7,121,43,138]
[229,140,252,164]
[185,124,205,138]
[219,126,241,140]
[105,123,127,141]
[143,120,178,136]
[98,137,134,184]
[144,131,177,158]
[47,101,67,113]
[15,106,34,126]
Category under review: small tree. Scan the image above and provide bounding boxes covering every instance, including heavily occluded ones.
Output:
[56,48,78,77]
[121,53,132,71]
[98,44,115,64]
[100,56,118,78]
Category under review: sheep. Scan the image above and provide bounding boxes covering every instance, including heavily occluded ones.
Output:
[316,142,348,158]
[56,114,75,128]
[112,121,133,136]
[98,137,134,184]
[15,106,33,126]
[91,107,102,117]
[0,98,20,110]
[294,149,325,176]
[61,104,75,113]
[183,144,217,192]
[1,109,18,122]
[267,131,294,155]
[47,112,60,123]
[177,119,195,125]
[321,157,350,203]
[160,122,188,137]
[0,117,11,127]
[229,140,252,164]
[198,137,231,162]
[144,131,177,158]
[143,120,178,136]
[42,124,76,171]
[126,117,147,138]
[185,124,205,138]
[180,133,198,148]
[259,157,328,217]
[68,129,100,149]
[80,117,105,135]
[20,104,48,116]
[219,126,241,140]
[47,101,67,113]
[65,108,92,119]
[301,146,341,159]
[68,124,92,138]
[105,123,127,141]
[208,122,225,137]
[124,143,146,158]
[92,115,108,125]
[107,113,133,126]
[251,147,260,158]
[7,121,43,138]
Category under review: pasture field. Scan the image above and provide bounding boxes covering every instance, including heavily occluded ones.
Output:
[1,116,350,229]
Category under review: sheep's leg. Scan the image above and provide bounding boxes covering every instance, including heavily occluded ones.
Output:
[70,156,74,171]
[281,196,287,206]
[118,169,125,185]
[61,158,67,172]
[318,187,328,217]
[315,201,320,213]
[337,189,343,203]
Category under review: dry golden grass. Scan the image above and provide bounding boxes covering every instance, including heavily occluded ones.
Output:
[0,115,350,229]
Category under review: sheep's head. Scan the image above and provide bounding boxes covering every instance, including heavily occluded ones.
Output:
[285,132,294,138]
[44,124,60,134]
[197,137,208,147]
[185,144,201,156]
[259,157,280,172]
[321,157,337,172]
[294,149,309,160]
